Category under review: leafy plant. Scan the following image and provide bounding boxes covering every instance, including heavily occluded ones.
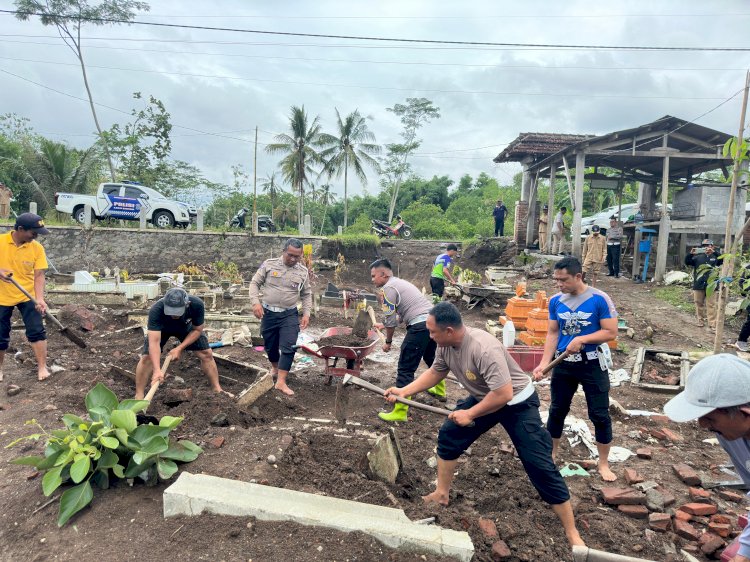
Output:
[454,266,482,286]
[176,262,204,276]
[212,260,242,283]
[6,383,202,527]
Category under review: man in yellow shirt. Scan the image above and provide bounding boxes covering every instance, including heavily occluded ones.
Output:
[0,213,50,381]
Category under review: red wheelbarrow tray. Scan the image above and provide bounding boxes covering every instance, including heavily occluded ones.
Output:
[298,326,380,362]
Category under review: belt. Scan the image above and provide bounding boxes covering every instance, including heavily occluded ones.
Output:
[558,350,599,362]
[408,313,429,326]
[263,303,296,313]
[507,379,534,406]
[607,242,621,246]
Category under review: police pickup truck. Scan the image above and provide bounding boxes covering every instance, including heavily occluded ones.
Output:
[55,181,195,228]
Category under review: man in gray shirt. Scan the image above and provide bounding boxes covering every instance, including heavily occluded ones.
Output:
[665,354,750,562]
[606,216,624,278]
[384,302,585,549]
[370,258,442,422]
[249,238,312,395]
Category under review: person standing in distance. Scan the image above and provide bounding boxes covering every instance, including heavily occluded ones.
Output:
[430,244,458,298]
[493,200,508,237]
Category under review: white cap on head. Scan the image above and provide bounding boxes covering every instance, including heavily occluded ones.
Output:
[664,354,750,422]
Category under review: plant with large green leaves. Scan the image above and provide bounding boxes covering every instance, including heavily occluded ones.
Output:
[5,383,202,526]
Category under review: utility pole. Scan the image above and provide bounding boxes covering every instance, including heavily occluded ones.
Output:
[252,125,258,235]
[713,70,750,353]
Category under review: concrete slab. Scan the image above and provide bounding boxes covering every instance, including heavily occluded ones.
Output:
[164,472,474,561]
[236,372,273,408]
[365,434,400,484]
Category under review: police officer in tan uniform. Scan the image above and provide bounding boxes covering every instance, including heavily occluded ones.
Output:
[249,239,312,395]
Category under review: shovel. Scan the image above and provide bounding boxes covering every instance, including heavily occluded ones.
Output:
[342,374,474,427]
[352,307,372,339]
[539,350,571,376]
[143,355,172,406]
[367,306,386,344]
[5,274,86,348]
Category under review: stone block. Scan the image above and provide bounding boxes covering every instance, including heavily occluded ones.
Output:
[163,388,193,405]
[237,373,274,409]
[364,434,400,485]
[491,540,511,560]
[673,463,701,486]
[649,513,672,532]
[655,485,676,507]
[478,517,498,539]
[674,519,701,542]
[618,505,649,519]
[679,503,717,516]
[601,487,646,506]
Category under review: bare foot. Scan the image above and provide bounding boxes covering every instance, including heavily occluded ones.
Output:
[422,491,449,506]
[567,530,586,547]
[215,389,235,398]
[598,464,617,482]
[134,393,145,400]
[37,367,51,382]
[275,382,294,396]
[0,370,3,382]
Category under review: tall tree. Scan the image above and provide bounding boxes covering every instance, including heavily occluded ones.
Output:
[317,183,337,235]
[382,98,440,222]
[319,109,381,228]
[260,172,283,220]
[14,0,150,181]
[265,106,324,230]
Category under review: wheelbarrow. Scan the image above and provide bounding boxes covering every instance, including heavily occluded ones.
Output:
[455,284,510,310]
[298,326,380,424]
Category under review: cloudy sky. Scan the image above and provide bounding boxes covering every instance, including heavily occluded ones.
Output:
[2,0,750,200]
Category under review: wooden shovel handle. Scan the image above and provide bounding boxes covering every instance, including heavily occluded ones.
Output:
[144,356,172,402]
[367,306,386,343]
[541,351,571,374]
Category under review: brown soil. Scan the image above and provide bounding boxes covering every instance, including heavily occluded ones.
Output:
[0,260,746,562]
[316,333,374,349]
[640,357,681,386]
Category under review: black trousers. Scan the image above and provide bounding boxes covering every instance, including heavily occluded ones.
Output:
[261,308,299,372]
[606,243,621,276]
[739,310,750,342]
[395,322,436,388]
[0,300,46,350]
[430,277,445,297]
[494,218,505,237]
[436,391,570,505]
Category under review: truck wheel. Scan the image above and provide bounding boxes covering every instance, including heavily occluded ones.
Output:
[152,210,175,228]
[74,206,91,224]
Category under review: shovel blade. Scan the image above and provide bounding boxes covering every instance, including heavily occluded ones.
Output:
[352,308,373,339]
[60,327,87,349]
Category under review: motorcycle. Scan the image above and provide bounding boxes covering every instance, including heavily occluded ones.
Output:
[229,209,277,232]
[370,215,412,239]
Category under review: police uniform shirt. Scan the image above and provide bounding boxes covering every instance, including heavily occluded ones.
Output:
[432,327,530,400]
[381,277,433,329]
[249,257,312,316]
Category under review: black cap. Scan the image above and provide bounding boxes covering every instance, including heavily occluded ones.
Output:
[15,213,49,234]
[591,225,601,232]
[163,288,189,316]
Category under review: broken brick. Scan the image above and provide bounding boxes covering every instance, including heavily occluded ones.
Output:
[654,485,676,507]
[675,510,693,522]
[163,388,193,405]
[689,487,711,501]
[650,429,668,440]
[636,447,652,459]
[679,503,718,516]
[624,468,644,485]
[601,487,646,505]
[651,414,670,424]
[618,505,649,519]
[674,519,701,541]
[208,436,225,449]
[708,522,731,538]
[660,427,684,442]
[673,463,701,486]
[717,489,744,503]
[648,513,672,532]
[710,514,732,525]
[478,517,498,539]
[491,540,511,560]
[699,532,725,555]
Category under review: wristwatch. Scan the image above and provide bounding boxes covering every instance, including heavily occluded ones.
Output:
[385,339,392,344]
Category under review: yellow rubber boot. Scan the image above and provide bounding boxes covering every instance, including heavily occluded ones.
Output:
[378,402,409,422]
[427,379,447,402]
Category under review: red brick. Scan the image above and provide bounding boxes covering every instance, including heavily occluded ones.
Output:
[491,540,511,560]
[674,519,701,541]
[208,436,225,449]
[717,489,745,503]
[699,533,725,555]
[689,487,711,501]
[624,468,644,485]
[651,414,670,424]
[660,427,684,442]
[618,505,649,519]
[675,510,693,522]
[601,487,646,505]
[710,514,732,525]
[680,503,718,516]
[478,517,498,538]
[739,514,748,528]
[650,429,668,440]
[708,522,731,538]
[673,463,701,486]
[636,448,652,459]
[648,513,672,532]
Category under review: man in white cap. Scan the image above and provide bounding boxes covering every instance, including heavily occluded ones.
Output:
[664,353,750,562]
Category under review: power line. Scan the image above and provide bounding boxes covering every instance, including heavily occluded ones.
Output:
[137,12,750,20]
[3,38,747,72]
[3,10,750,52]
[0,55,732,100]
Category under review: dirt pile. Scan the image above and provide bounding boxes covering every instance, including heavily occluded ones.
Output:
[461,238,518,269]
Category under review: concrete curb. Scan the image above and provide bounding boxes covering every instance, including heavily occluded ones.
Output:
[164,472,474,561]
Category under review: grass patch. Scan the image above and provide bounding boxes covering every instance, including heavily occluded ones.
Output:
[653,286,695,315]
[327,233,381,248]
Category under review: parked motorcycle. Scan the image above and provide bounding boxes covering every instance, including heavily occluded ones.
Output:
[370,215,412,239]
[229,209,277,232]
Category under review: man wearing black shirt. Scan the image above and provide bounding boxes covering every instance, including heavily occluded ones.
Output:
[134,288,227,399]
[493,200,508,237]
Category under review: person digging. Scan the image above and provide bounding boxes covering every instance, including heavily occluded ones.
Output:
[370,258,445,422]
[384,302,585,548]
[134,288,230,400]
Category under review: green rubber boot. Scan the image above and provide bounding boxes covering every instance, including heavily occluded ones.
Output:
[427,379,447,402]
[378,402,409,422]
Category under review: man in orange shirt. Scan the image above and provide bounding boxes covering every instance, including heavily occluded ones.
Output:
[0,213,50,381]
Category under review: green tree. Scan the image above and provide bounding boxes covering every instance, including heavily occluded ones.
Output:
[266,105,325,230]
[260,172,284,221]
[14,0,150,181]
[317,183,337,235]
[319,109,381,228]
[382,98,440,222]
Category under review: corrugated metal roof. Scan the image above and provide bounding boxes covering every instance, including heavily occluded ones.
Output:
[493,133,594,163]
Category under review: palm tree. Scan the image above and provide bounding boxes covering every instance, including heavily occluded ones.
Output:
[319,109,381,228]
[265,106,325,230]
[260,172,284,220]
[317,184,338,235]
